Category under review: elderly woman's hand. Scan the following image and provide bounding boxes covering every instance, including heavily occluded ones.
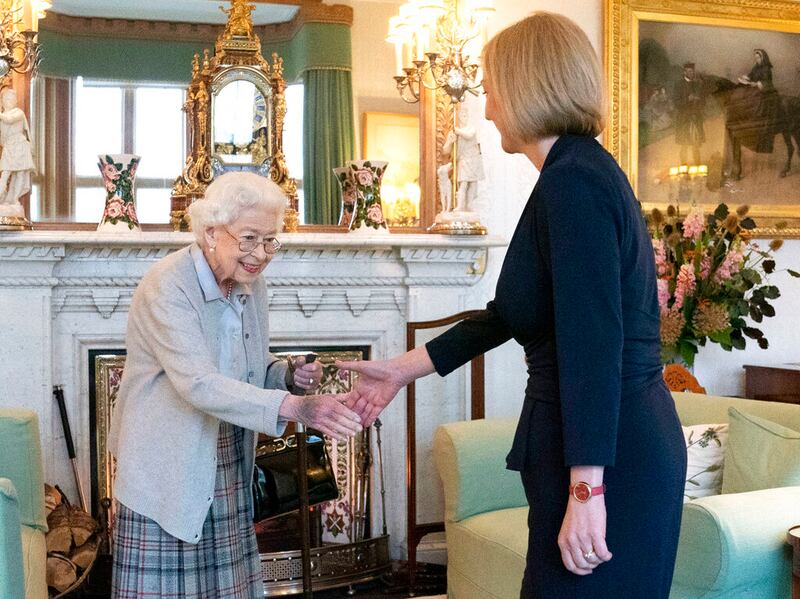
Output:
[290,355,323,392]
[278,391,362,442]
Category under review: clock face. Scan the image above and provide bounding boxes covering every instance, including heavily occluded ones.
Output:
[253,91,267,128]
[572,483,591,502]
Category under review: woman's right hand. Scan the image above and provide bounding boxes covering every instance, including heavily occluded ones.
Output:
[334,359,405,427]
[278,391,362,442]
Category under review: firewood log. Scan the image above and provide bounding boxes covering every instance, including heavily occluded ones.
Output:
[46,554,77,593]
[45,526,73,554]
[70,536,98,570]
[44,484,63,516]
[46,503,98,553]
[70,509,96,546]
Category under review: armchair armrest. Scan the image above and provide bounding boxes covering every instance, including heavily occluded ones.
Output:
[433,418,526,523]
[671,486,800,598]
[0,478,26,599]
[0,408,46,532]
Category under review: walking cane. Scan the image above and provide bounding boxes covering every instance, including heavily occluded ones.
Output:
[296,354,317,599]
[53,386,89,512]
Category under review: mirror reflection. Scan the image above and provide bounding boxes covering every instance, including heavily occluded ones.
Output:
[27,0,416,228]
[212,80,270,170]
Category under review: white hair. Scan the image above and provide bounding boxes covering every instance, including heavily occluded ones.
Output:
[188,172,287,244]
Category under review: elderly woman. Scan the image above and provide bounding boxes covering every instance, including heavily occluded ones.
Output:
[109,172,362,598]
[339,12,686,598]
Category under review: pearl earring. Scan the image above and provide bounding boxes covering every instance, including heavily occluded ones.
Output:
[209,246,216,253]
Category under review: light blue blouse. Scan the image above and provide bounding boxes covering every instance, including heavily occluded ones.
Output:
[190,245,249,382]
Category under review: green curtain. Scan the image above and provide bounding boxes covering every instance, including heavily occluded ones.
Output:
[302,68,355,225]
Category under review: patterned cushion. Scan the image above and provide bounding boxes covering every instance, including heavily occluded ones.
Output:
[682,423,728,502]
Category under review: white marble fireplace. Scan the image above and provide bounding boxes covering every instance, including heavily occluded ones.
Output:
[0,230,505,559]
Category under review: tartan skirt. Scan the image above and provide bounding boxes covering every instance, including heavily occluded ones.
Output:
[111,422,264,598]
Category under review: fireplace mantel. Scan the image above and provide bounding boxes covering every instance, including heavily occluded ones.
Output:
[0,230,505,558]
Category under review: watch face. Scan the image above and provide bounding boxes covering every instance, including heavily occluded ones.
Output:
[573,483,591,502]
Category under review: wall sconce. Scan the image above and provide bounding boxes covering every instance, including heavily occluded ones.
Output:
[387,0,491,104]
[387,0,493,234]
[0,0,51,79]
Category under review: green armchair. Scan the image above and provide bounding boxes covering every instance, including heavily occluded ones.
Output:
[433,392,800,599]
[0,408,49,599]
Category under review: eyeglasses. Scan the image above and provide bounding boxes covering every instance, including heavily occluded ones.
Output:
[223,228,282,255]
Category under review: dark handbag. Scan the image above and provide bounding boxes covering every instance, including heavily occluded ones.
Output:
[251,430,339,522]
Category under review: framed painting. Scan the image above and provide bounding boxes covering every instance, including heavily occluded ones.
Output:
[362,111,420,227]
[605,0,800,237]
[89,351,126,521]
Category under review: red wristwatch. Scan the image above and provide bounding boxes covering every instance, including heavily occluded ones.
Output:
[569,482,606,503]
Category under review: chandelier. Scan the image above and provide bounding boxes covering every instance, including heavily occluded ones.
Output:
[0,0,51,80]
[386,0,493,105]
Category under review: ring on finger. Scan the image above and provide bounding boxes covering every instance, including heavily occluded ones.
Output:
[583,549,595,560]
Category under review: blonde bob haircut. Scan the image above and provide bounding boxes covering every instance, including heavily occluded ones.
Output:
[187,171,287,244]
[482,11,605,142]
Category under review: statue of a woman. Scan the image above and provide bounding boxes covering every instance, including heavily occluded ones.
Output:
[0,88,34,209]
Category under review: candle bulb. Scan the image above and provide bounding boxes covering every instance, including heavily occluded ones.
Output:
[394,41,404,77]
[668,167,679,177]
[698,164,708,175]
[679,164,688,174]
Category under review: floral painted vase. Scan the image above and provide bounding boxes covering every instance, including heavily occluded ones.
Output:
[97,154,141,232]
[334,160,388,232]
[333,166,357,228]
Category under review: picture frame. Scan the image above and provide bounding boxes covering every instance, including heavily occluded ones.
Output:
[362,111,421,227]
[605,0,800,237]
[90,351,126,520]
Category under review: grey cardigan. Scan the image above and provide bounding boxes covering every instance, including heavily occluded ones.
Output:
[108,244,289,543]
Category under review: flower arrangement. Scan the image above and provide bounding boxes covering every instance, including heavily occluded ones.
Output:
[648,203,799,366]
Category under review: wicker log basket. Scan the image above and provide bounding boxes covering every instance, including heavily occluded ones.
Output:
[44,485,100,598]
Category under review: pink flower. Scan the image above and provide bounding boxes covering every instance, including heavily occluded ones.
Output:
[355,169,374,186]
[125,202,138,221]
[699,253,712,279]
[673,263,696,310]
[714,243,745,283]
[342,186,356,205]
[652,239,669,277]
[105,180,117,194]
[104,199,124,219]
[682,207,705,240]
[367,203,384,223]
[102,162,120,181]
[656,278,670,312]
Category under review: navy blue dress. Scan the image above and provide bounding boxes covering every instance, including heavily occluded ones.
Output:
[426,135,687,598]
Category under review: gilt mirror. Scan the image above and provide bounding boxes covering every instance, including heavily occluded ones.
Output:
[211,74,271,172]
[24,0,427,230]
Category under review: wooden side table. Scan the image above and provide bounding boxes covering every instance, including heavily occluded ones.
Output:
[789,525,800,599]
[743,365,800,404]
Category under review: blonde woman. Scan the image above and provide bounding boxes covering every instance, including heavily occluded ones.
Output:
[340,12,686,598]
[109,172,362,598]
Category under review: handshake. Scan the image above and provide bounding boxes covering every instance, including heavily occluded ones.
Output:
[279,356,408,442]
